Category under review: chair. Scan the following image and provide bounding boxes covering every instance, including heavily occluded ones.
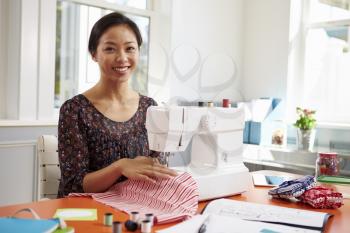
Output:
[36,135,60,200]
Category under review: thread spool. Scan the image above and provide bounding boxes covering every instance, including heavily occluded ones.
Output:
[130,211,139,222]
[104,213,113,226]
[141,220,152,233]
[207,101,214,107]
[198,101,205,107]
[145,213,154,226]
[223,99,230,108]
[112,221,122,233]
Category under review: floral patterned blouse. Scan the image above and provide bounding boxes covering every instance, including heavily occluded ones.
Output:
[57,94,159,197]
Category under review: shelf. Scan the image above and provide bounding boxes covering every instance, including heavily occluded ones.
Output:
[244,144,350,157]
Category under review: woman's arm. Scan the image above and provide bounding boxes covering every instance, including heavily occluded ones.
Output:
[58,100,90,197]
[83,156,177,193]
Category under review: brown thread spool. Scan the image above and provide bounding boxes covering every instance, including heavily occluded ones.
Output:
[112,221,122,233]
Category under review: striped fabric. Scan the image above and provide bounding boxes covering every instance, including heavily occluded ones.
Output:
[69,172,199,224]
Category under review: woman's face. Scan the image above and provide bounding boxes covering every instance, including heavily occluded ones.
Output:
[93,24,139,83]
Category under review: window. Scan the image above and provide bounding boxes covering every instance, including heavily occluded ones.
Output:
[55,0,150,109]
[302,0,350,124]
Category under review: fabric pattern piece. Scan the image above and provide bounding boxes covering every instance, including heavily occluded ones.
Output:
[58,94,159,198]
[298,186,343,209]
[69,172,199,224]
[268,175,316,199]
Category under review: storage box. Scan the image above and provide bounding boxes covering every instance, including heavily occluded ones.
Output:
[242,98,285,145]
[243,121,251,143]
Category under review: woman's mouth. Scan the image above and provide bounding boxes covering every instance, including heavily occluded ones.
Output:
[113,66,129,72]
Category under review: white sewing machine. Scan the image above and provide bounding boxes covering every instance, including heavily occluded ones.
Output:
[146,105,252,200]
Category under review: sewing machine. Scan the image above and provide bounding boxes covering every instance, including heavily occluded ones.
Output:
[146,106,252,200]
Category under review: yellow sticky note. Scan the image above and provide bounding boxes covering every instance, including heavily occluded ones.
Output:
[53,208,97,221]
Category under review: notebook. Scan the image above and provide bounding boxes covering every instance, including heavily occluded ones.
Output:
[0,218,59,233]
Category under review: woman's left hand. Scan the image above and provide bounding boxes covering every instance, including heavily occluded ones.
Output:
[116,156,177,183]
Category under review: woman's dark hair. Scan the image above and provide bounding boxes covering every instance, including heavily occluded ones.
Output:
[88,12,143,55]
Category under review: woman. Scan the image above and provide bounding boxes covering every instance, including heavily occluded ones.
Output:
[58,12,177,198]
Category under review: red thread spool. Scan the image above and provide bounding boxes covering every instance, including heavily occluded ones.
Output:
[222,99,230,108]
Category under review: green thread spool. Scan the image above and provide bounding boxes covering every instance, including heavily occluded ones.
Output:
[104,213,113,226]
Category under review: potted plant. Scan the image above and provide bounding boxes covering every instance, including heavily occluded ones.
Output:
[294,107,317,151]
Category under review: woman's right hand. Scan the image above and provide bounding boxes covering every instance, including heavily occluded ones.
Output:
[116,156,177,183]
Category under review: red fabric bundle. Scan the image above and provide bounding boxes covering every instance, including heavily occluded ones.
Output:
[298,186,343,209]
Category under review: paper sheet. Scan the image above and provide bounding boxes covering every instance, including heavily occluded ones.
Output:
[202,199,329,228]
[156,214,320,233]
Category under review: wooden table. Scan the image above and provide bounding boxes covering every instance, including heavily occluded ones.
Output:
[0,171,349,233]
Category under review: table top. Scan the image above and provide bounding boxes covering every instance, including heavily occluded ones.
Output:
[0,170,349,233]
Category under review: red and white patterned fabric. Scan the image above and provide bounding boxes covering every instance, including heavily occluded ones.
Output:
[69,172,199,224]
[298,186,343,209]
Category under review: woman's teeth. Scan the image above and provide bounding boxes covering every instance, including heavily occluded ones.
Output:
[113,67,128,72]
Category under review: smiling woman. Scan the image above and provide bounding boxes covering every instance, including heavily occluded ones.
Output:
[55,0,151,111]
[57,12,177,197]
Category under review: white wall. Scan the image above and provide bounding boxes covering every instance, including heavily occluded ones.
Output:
[166,0,244,104]
[147,1,173,103]
[166,0,292,104]
[0,125,57,206]
[0,0,7,118]
[242,0,291,101]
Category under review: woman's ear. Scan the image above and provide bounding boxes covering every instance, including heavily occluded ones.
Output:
[91,52,97,62]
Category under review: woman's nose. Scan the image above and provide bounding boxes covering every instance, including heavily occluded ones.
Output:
[115,50,127,62]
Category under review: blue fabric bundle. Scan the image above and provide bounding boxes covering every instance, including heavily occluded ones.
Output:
[268,175,316,199]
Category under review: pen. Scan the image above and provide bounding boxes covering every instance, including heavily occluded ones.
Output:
[198,215,210,233]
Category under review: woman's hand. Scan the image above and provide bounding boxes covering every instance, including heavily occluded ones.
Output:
[117,156,177,183]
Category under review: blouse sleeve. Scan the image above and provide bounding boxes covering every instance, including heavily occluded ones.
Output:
[58,100,89,196]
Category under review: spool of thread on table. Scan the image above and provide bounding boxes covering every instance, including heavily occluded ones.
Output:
[145,213,154,226]
[130,211,139,222]
[104,213,113,226]
[112,221,122,233]
[141,220,152,233]
[198,101,205,107]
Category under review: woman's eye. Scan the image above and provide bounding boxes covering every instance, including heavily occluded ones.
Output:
[126,47,136,52]
[104,47,115,52]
